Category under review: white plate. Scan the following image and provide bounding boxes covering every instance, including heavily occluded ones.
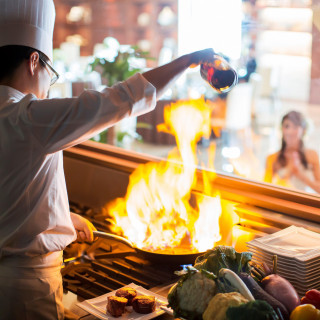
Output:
[160,306,188,320]
[160,305,173,316]
[249,249,320,275]
[247,244,320,266]
[250,250,320,276]
[247,226,320,262]
[77,283,168,320]
[250,256,320,284]
[249,254,320,277]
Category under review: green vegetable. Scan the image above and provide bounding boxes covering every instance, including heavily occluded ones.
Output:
[167,267,217,320]
[194,245,253,275]
[226,300,280,320]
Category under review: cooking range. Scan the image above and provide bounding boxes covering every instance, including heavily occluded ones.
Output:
[62,202,184,319]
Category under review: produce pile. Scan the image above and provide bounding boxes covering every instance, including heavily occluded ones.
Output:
[167,246,320,320]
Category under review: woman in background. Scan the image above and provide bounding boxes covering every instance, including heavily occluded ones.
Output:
[264,110,320,193]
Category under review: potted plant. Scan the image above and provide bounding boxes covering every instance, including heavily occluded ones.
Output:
[88,37,154,146]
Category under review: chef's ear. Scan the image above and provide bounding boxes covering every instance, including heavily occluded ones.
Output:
[28,51,40,76]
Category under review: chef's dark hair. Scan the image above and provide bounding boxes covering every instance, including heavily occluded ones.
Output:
[0,45,48,82]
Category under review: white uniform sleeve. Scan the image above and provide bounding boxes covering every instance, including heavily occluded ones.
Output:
[19,73,156,154]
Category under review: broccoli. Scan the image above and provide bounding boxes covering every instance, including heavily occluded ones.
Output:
[167,267,217,320]
[226,299,280,320]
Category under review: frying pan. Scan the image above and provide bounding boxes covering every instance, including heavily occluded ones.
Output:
[93,230,203,265]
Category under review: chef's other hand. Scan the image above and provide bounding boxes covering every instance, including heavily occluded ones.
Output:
[188,48,215,68]
[70,212,97,242]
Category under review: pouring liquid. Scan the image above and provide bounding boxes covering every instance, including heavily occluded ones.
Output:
[200,56,238,93]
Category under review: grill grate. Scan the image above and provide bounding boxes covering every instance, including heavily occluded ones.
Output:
[63,254,179,299]
[63,202,182,300]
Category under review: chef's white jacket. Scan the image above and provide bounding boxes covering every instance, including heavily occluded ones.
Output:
[0,73,156,261]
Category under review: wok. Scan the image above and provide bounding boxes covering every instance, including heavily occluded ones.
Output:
[93,231,203,265]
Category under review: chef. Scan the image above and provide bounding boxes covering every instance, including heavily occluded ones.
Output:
[0,0,214,318]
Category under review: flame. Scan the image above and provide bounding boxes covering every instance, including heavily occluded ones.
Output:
[107,98,222,253]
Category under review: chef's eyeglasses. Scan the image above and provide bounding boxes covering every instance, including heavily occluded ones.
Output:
[39,56,59,86]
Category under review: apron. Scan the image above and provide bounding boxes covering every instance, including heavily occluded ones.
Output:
[0,251,64,320]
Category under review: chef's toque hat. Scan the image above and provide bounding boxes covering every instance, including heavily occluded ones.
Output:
[0,0,56,61]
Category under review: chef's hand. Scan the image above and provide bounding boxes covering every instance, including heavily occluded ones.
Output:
[70,212,97,242]
[188,48,215,68]
[142,48,214,99]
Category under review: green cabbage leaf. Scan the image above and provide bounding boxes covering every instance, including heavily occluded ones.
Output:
[194,245,252,275]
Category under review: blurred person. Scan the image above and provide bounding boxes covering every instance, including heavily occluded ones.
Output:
[264,111,320,193]
[244,44,257,82]
[238,44,257,83]
[0,0,216,319]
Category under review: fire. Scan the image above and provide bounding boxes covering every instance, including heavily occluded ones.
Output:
[107,98,222,253]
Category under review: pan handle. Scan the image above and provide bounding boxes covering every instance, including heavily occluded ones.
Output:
[93,231,135,248]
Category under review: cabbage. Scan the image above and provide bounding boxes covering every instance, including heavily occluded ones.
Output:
[194,245,252,275]
[167,267,217,320]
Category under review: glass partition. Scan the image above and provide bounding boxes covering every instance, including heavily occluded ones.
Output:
[52,0,320,196]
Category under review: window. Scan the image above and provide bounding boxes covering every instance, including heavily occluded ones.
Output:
[53,0,320,197]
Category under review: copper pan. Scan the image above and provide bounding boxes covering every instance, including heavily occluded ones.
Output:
[93,231,203,265]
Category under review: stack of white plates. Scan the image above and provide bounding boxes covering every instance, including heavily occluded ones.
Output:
[247,225,320,296]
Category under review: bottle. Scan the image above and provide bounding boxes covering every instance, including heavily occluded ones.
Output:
[200,54,238,93]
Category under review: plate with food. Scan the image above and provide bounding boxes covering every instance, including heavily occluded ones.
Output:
[77,283,168,319]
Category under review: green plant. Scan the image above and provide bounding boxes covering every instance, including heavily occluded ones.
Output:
[88,38,154,86]
[88,37,154,144]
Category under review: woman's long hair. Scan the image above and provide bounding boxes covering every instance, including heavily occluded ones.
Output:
[277,110,308,169]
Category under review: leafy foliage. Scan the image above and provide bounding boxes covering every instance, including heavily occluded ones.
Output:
[194,245,253,275]
[88,39,155,144]
[226,300,280,320]
[88,45,154,86]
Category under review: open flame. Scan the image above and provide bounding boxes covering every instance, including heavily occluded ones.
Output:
[106,98,222,253]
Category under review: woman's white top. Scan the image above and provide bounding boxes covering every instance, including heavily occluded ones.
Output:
[276,165,316,193]
[0,73,156,260]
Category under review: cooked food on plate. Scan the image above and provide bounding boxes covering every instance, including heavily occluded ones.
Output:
[115,287,137,305]
[132,295,156,314]
[106,296,128,317]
